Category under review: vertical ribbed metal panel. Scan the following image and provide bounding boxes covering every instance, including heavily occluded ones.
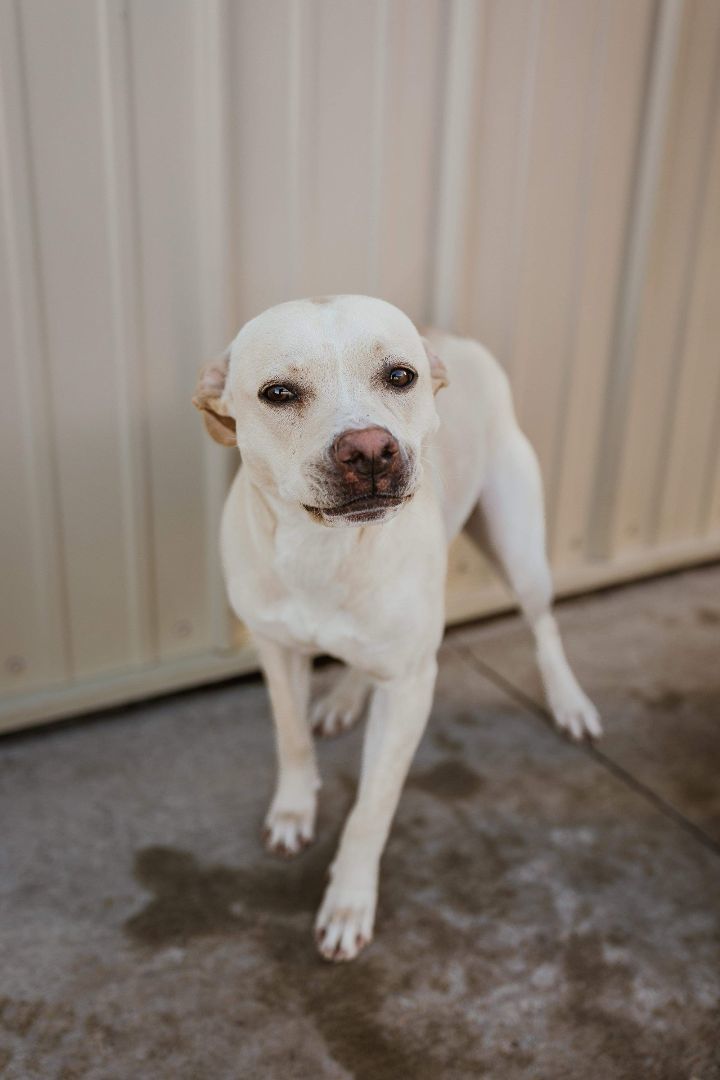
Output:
[1,0,718,729]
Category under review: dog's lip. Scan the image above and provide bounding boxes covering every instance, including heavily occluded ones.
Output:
[303,493,411,517]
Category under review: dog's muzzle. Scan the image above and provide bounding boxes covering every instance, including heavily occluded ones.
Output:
[303,426,416,525]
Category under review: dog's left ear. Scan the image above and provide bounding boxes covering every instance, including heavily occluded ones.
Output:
[192,346,237,447]
[422,339,449,395]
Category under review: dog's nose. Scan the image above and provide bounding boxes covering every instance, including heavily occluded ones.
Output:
[332,426,399,478]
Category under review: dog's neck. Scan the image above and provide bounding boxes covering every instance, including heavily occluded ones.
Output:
[242,469,428,571]
[245,474,368,549]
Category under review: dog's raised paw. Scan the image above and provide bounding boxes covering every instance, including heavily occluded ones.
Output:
[263,807,314,857]
[311,671,370,738]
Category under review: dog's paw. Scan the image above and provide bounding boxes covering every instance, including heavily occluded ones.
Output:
[314,880,376,962]
[311,671,369,738]
[548,684,603,742]
[263,804,315,858]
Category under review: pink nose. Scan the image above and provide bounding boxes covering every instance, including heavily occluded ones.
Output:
[332,426,399,478]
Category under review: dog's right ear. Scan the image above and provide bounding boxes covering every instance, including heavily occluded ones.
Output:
[421,339,449,395]
[192,347,237,447]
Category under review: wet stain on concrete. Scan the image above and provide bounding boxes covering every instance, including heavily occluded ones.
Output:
[428,843,515,917]
[556,932,696,1080]
[432,729,464,752]
[562,849,621,891]
[563,932,632,995]
[0,996,45,1037]
[121,824,527,1076]
[302,964,439,1080]
[232,874,497,1078]
[409,759,483,800]
[125,841,334,946]
[453,710,480,728]
[0,996,82,1077]
[672,765,720,814]
[251,886,504,1079]
[638,699,720,826]
[633,687,685,710]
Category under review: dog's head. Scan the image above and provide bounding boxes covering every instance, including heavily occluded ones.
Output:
[193,295,448,526]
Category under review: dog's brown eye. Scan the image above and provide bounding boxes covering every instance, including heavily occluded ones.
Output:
[387,367,416,389]
[262,384,297,404]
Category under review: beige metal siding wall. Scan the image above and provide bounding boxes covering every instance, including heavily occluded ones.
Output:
[1,0,719,730]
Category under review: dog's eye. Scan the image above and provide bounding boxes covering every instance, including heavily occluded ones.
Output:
[387,367,416,389]
[262,384,298,404]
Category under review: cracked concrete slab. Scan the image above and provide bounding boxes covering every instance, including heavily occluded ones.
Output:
[1,572,719,1079]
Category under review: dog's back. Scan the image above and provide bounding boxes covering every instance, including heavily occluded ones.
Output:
[422,328,515,539]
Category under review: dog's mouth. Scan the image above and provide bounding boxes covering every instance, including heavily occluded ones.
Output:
[303,492,412,525]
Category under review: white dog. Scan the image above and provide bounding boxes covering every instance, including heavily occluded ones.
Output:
[193,295,601,962]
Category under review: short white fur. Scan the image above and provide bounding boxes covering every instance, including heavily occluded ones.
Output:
[193,295,601,962]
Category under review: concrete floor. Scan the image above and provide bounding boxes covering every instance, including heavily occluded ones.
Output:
[1,565,719,1080]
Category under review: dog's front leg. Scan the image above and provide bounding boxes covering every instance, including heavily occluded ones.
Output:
[315,659,437,961]
[255,635,319,857]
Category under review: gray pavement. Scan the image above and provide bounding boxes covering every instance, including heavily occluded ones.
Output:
[1,565,719,1079]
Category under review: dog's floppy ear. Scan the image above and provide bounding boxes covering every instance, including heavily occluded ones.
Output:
[192,347,237,447]
[422,338,449,395]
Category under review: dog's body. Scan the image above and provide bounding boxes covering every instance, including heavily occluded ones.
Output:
[194,295,600,961]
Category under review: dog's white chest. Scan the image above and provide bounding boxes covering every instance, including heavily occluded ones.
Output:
[255,595,359,655]
[246,523,369,655]
[222,479,446,676]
